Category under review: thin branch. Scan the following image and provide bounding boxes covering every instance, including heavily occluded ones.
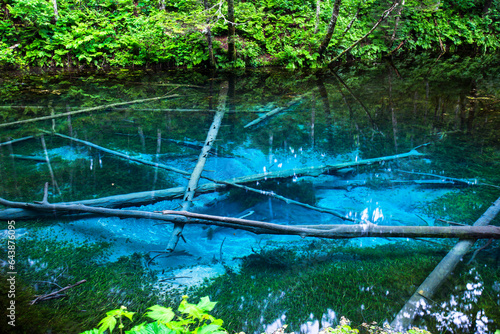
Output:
[31,279,87,304]
[329,1,400,65]
[0,94,179,128]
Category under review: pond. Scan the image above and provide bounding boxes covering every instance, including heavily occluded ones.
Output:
[1,57,500,334]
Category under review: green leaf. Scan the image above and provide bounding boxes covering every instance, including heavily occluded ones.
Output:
[196,324,224,334]
[98,315,117,334]
[196,296,217,312]
[145,305,175,323]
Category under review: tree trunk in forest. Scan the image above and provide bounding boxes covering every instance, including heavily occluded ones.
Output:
[159,0,165,10]
[483,0,493,16]
[390,0,405,46]
[52,0,59,22]
[165,82,228,252]
[318,0,342,57]
[204,0,216,68]
[329,1,400,66]
[314,0,321,34]
[227,0,236,62]
[391,196,500,330]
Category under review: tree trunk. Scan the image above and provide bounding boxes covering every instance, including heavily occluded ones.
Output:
[52,0,59,22]
[318,0,342,57]
[314,0,321,34]
[159,0,165,10]
[227,0,236,62]
[329,1,400,66]
[165,82,228,252]
[391,196,500,330]
[204,0,216,68]
[390,0,405,46]
[2,195,500,240]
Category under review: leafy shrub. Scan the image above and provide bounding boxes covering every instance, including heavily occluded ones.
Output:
[80,296,226,334]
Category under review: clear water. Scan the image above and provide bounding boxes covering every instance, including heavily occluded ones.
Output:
[1,59,499,333]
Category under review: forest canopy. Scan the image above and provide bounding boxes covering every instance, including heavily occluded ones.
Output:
[0,0,499,70]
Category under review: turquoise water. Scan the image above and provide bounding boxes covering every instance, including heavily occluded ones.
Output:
[1,59,499,333]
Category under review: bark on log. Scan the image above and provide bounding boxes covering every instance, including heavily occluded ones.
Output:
[165,81,228,252]
[0,136,35,147]
[0,148,425,220]
[0,94,179,128]
[1,196,500,240]
[244,93,309,128]
[391,196,500,330]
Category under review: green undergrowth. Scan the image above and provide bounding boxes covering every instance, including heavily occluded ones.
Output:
[0,233,178,334]
[1,0,499,70]
[1,233,499,333]
[188,239,500,334]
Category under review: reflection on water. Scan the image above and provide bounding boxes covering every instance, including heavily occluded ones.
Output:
[0,59,499,333]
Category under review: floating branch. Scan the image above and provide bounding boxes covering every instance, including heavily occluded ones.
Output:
[0,136,35,147]
[0,94,179,128]
[395,169,500,189]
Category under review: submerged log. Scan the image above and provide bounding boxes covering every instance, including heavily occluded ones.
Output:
[166,81,228,252]
[391,196,500,330]
[244,93,310,128]
[0,94,179,129]
[1,196,500,240]
[0,148,425,220]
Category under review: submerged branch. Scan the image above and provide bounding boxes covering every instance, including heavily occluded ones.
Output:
[0,94,179,128]
[1,196,500,240]
[391,196,500,330]
[244,93,310,128]
[0,148,425,221]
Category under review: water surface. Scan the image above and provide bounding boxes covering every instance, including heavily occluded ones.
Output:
[1,58,499,333]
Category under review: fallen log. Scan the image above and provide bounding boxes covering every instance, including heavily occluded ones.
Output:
[8,154,46,162]
[1,195,500,240]
[0,94,179,129]
[244,93,310,128]
[0,136,35,147]
[166,81,228,252]
[0,148,425,221]
[391,196,500,330]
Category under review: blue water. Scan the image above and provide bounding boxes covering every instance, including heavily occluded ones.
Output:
[1,62,499,333]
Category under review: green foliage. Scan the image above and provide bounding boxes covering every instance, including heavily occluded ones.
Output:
[81,296,226,334]
[1,0,498,69]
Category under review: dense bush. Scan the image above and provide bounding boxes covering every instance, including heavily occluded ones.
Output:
[0,1,499,70]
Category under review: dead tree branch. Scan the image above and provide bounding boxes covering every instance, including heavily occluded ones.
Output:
[165,81,228,252]
[1,195,500,241]
[31,279,87,304]
[0,148,425,221]
[391,196,500,330]
[0,94,179,129]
